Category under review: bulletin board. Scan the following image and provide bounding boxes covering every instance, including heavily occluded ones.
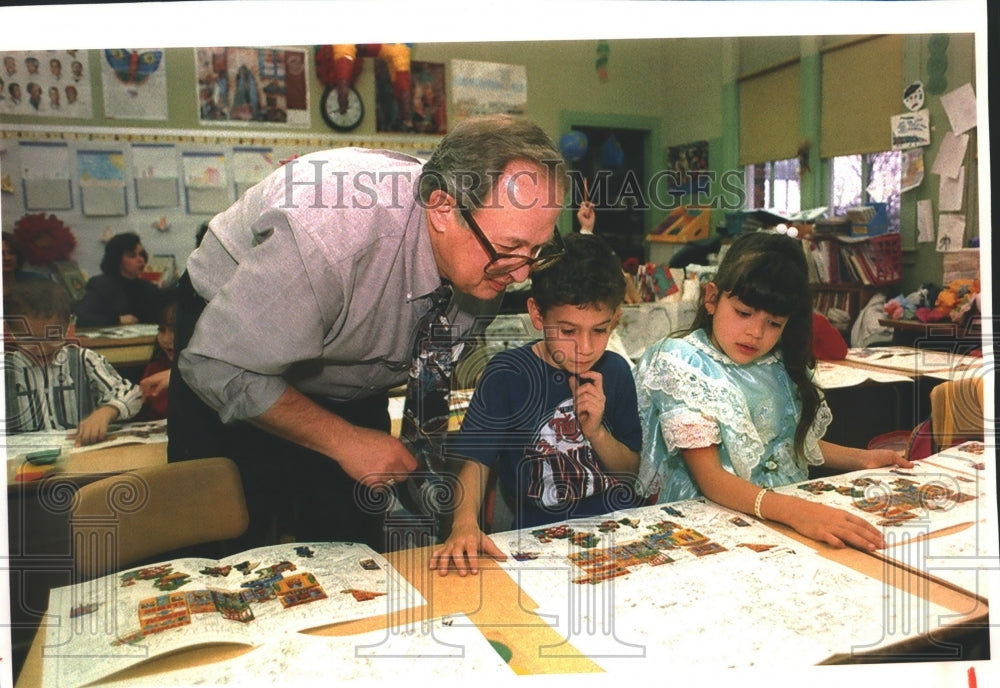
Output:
[0,126,441,279]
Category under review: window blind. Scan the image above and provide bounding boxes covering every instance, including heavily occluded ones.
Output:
[820,35,904,158]
[738,60,801,166]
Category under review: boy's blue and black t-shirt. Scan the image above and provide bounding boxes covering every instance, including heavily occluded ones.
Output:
[448,341,642,529]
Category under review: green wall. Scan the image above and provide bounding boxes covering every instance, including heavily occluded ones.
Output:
[1,35,980,290]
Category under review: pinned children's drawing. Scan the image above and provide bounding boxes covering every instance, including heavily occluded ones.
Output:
[903,81,925,111]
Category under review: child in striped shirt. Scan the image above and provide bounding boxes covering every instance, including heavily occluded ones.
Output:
[4,280,142,446]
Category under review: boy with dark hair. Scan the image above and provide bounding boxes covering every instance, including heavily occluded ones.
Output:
[3,280,142,445]
[429,232,641,576]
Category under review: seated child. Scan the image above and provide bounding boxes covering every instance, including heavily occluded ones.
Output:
[3,280,142,445]
[632,232,910,552]
[137,298,176,420]
[429,233,642,576]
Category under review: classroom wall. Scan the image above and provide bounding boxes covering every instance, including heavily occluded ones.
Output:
[0,34,980,295]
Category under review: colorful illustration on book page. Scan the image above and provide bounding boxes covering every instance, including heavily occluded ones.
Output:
[875,442,993,596]
[581,536,956,670]
[777,450,986,535]
[496,499,801,586]
[96,614,513,686]
[42,542,422,688]
[489,499,956,669]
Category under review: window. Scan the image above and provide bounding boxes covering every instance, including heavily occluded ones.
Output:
[829,151,901,230]
[743,158,801,215]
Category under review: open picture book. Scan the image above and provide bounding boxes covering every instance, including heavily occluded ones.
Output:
[40,541,423,688]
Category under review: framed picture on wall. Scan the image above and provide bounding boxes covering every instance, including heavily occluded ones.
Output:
[375,60,447,134]
[667,140,710,196]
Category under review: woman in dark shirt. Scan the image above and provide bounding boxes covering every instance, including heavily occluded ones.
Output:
[75,232,162,327]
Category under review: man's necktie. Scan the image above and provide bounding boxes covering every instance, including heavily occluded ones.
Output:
[396,284,461,518]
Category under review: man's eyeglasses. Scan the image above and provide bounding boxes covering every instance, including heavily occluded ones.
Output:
[459,207,566,278]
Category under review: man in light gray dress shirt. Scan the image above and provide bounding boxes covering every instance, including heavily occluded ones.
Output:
[169,115,566,552]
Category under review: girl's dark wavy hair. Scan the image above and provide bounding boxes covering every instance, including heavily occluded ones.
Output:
[100,232,146,277]
[691,231,820,457]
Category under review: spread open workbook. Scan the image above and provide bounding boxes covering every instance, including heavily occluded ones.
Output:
[92,614,513,686]
[40,542,423,688]
[487,497,956,668]
[781,441,991,598]
[774,441,988,537]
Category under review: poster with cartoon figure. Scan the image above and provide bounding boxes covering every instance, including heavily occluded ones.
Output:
[102,48,168,120]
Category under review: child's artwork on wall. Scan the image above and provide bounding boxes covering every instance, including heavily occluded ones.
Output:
[132,143,180,208]
[1,50,93,118]
[195,47,309,127]
[376,60,446,135]
[19,141,72,210]
[102,48,168,120]
[77,149,127,216]
[936,214,966,252]
[232,146,277,198]
[182,151,230,214]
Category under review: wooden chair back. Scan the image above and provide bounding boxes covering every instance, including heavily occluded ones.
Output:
[930,377,984,450]
[72,457,249,580]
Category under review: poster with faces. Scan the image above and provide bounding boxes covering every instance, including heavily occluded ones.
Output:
[1,49,93,118]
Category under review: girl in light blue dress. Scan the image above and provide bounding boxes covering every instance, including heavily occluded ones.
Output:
[633,232,909,552]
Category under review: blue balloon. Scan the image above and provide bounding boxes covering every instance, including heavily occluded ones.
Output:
[559,131,588,161]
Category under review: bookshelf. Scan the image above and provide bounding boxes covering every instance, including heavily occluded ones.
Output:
[804,233,902,333]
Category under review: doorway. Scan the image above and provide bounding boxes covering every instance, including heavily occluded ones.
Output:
[567,124,651,264]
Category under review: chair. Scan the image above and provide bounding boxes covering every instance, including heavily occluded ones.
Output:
[929,376,984,450]
[867,377,984,461]
[71,457,249,580]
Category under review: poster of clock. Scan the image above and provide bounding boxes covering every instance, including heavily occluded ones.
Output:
[195,46,310,127]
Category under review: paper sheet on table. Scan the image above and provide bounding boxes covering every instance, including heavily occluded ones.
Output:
[66,419,168,454]
[846,347,980,373]
[814,361,911,389]
[78,323,159,339]
[97,614,512,686]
